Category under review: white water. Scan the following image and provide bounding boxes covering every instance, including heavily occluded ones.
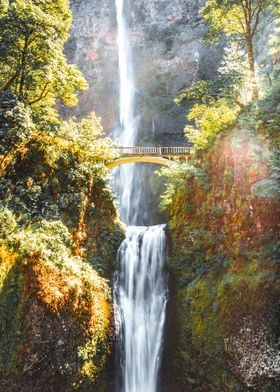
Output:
[113,0,168,391]
[114,226,168,392]
[113,0,139,224]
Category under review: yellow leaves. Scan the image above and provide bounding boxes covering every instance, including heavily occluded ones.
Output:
[185,100,240,150]
[0,0,86,109]
[81,361,97,381]
[225,5,245,35]
[0,245,17,292]
[60,112,118,164]
[187,278,220,343]
[54,62,88,107]
[192,315,205,339]
[0,0,8,15]
[201,0,246,37]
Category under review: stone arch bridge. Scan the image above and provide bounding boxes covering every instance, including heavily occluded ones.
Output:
[107,146,191,168]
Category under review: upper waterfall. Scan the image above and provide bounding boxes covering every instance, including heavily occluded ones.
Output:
[113,0,140,225]
[115,0,137,146]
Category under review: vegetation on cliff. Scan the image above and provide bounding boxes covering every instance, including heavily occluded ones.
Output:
[160,2,280,390]
[0,1,122,390]
[176,0,280,152]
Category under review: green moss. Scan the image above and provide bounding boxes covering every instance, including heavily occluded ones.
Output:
[0,247,25,374]
[164,103,279,389]
[252,178,279,198]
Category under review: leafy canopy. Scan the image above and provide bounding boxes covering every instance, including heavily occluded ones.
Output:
[201,0,276,44]
[185,100,239,150]
[0,0,88,109]
[0,91,34,156]
[201,0,279,100]
[175,0,280,151]
[176,42,247,151]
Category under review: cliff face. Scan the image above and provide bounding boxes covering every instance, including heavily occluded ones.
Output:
[0,112,124,390]
[67,0,273,145]
[163,122,280,391]
[0,242,111,392]
[66,0,223,144]
[66,0,118,131]
[0,209,121,391]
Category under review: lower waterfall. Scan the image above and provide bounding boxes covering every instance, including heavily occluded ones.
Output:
[114,225,168,392]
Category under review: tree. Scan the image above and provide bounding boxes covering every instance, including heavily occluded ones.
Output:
[0,91,34,173]
[201,0,277,100]
[175,42,245,151]
[0,0,87,110]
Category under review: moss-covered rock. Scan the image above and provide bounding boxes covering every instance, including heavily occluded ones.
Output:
[0,122,123,390]
[0,241,112,391]
[163,124,280,391]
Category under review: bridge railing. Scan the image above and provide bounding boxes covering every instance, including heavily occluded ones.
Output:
[117,146,191,156]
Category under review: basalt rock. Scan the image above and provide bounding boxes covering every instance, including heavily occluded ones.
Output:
[66,0,273,145]
[66,0,223,144]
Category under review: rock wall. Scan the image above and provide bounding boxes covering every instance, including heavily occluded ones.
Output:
[65,0,118,131]
[66,0,224,144]
[162,122,280,390]
[66,1,274,146]
[65,1,275,227]
[0,107,124,390]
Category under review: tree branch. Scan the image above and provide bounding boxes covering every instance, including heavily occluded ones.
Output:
[1,70,20,90]
[254,17,278,35]
[28,82,50,105]
[251,5,263,36]
[241,0,249,25]
[232,13,246,33]
[251,0,264,19]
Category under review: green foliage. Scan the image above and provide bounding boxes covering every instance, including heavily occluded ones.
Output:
[0,206,18,240]
[0,104,118,226]
[0,0,87,113]
[18,220,72,263]
[175,6,279,152]
[158,162,211,210]
[0,1,121,389]
[0,255,24,374]
[0,91,34,156]
[175,41,253,151]
[252,178,280,198]
[255,70,280,150]
[201,0,275,44]
[185,100,239,150]
[61,113,118,165]
[201,0,278,101]
[163,111,279,390]
[0,219,112,387]
[175,72,243,107]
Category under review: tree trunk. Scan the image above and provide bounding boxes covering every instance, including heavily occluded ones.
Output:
[245,34,259,100]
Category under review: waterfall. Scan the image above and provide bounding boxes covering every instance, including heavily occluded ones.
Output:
[113,1,168,391]
[114,226,168,392]
[113,0,139,225]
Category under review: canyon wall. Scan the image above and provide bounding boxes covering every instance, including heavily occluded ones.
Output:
[66,0,222,144]
[67,0,273,145]
[162,112,280,390]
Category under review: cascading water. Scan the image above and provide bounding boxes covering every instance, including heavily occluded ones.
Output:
[112,0,168,391]
[114,226,167,392]
[113,0,139,225]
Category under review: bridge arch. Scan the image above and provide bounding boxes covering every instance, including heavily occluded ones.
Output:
[107,156,170,169]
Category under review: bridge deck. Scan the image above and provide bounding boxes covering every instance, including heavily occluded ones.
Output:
[117,146,191,156]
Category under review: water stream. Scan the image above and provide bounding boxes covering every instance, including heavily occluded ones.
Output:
[114,226,167,392]
[112,0,168,391]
